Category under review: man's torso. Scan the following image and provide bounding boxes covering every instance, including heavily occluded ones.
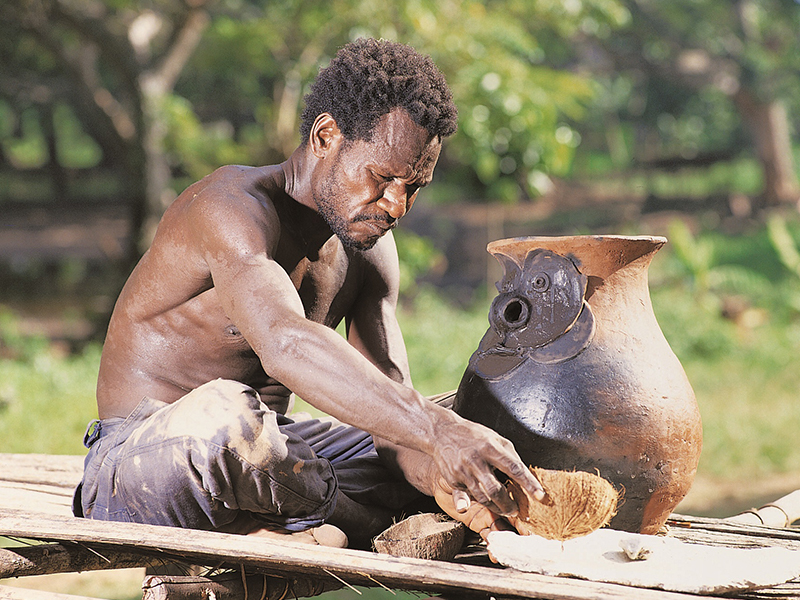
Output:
[96,165,375,419]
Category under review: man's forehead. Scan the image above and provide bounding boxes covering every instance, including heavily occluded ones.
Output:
[369,109,441,176]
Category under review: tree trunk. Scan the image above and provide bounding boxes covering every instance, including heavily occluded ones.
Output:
[733,90,800,207]
[139,90,175,251]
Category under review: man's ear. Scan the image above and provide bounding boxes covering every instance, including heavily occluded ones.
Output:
[309,113,342,158]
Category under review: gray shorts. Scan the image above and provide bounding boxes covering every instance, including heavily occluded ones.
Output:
[73,379,422,532]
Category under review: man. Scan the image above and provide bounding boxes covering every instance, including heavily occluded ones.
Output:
[74,38,543,548]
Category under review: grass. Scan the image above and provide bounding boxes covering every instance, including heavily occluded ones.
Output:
[0,338,101,456]
[4,217,800,597]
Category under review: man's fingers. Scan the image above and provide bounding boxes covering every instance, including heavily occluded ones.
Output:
[512,465,546,502]
[433,420,546,519]
[476,474,517,517]
[490,444,546,503]
[479,517,514,542]
[453,462,517,517]
[453,489,471,513]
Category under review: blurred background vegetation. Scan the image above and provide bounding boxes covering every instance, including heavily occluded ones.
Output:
[3,0,800,597]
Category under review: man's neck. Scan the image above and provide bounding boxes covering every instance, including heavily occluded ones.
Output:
[278,148,335,256]
[280,146,313,209]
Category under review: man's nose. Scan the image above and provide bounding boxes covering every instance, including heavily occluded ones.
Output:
[376,180,408,220]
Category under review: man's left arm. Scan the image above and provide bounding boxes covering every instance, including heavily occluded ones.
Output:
[344,232,544,518]
[344,234,498,531]
[344,231,412,387]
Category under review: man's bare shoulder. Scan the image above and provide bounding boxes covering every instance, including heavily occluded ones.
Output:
[122,164,287,314]
[178,165,281,226]
[157,165,285,257]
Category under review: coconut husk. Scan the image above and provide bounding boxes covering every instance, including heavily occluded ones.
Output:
[507,467,619,541]
[373,513,466,561]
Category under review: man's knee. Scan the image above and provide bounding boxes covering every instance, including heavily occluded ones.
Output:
[181,378,261,419]
[151,379,264,442]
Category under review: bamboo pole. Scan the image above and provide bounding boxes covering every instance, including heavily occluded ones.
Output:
[725,490,800,528]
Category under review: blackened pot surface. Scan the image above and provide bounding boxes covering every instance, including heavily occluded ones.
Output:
[453,235,703,534]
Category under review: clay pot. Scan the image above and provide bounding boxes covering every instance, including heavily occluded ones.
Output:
[453,235,702,534]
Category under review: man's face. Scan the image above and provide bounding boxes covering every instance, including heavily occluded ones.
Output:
[313,108,442,251]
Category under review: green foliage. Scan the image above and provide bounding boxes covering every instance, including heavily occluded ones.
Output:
[392,230,444,298]
[652,284,738,361]
[53,104,103,169]
[641,216,800,480]
[2,107,47,169]
[396,288,490,395]
[162,94,252,181]
[398,0,601,199]
[0,308,100,455]
[170,0,629,200]
[661,220,773,347]
[648,222,800,478]
[767,213,800,279]
[576,0,800,201]
[0,307,51,362]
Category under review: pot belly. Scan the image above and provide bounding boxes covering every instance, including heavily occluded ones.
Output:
[454,348,702,534]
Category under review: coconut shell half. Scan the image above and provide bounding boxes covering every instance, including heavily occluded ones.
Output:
[507,467,619,541]
[373,513,466,561]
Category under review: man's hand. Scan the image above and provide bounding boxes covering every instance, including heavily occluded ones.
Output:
[430,412,544,518]
[432,475,513,539]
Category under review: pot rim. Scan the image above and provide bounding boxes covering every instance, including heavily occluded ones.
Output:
[489,234,666,247]
[488,235,668,275]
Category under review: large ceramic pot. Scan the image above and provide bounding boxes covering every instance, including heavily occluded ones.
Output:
[453,235,702,534]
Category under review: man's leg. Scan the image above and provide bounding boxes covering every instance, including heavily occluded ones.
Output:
[79,379,338,534]
[280,412,430,548]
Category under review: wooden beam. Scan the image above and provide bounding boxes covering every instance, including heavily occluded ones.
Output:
[0,509,716,599]
[141,573,341,600]
[0,543,158,578]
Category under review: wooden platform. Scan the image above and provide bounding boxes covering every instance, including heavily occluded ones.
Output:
[2,453,800,600]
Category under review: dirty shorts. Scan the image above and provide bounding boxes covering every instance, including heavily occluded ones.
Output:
[73,379,422,532]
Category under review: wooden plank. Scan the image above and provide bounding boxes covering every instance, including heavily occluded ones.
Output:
[667,515,800,550]
[0,584,108,600]
[2,455,799,598]
[0,509,711,600]
[0,482,73,518]
[0,455,82,518]
[0,455,83,488]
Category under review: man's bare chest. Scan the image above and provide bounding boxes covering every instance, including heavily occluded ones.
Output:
[137,254,361,393]
[288,257,359,326]
[273,237,361,327]
[172,251,360,350]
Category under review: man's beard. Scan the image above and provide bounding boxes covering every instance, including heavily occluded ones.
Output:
[314,172,390,251]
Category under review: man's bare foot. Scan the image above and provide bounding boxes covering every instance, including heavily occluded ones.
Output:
[247,523,348,548]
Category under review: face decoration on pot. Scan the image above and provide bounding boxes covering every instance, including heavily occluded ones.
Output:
[474,249,596,380]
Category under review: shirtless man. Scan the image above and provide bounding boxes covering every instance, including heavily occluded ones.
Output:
[74,38,543,548]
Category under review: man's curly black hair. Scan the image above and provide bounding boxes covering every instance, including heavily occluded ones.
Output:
[300,38,458,144]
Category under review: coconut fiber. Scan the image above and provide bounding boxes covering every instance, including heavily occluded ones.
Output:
[507,467,619,541]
